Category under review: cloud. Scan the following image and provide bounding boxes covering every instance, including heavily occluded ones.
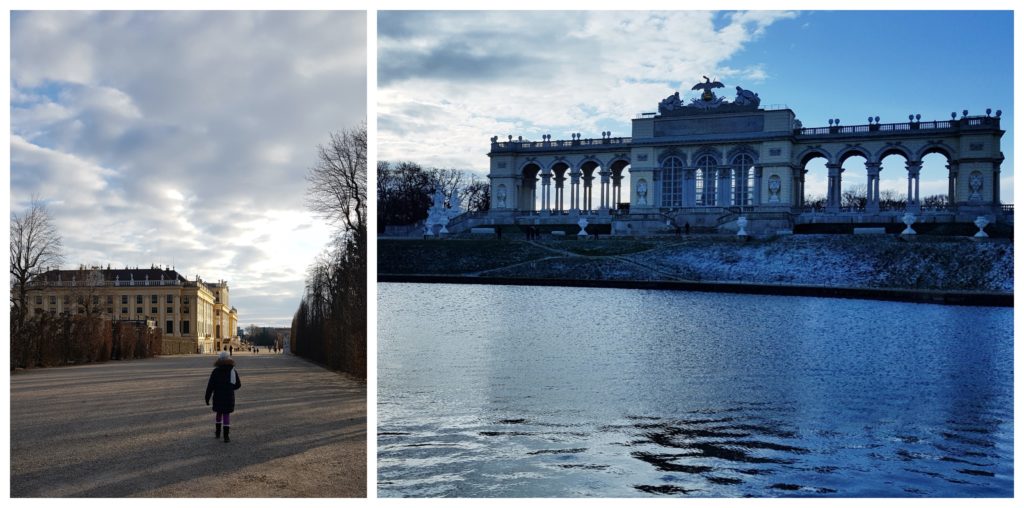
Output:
[377,11,797,171]
[10,11,366,327]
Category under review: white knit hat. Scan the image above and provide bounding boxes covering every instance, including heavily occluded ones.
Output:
[218,351,229,360]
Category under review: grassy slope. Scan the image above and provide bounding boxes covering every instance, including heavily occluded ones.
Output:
[378,236,1013,292]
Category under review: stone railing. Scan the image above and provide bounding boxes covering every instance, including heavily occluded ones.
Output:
[491,136,632,153]
[796,116,999,137]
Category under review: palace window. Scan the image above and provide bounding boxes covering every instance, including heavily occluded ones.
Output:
[136,306,143,314]
[151,295,158,304]
[122,295,128,305]
[50,296,57,305]
[660,156,685,208]
[107,307,113,314]
[167,306,173,314]
[136,295,143,304]
[92,295,99,305]
[695,155,718,206]
[732,154,755,206]
[182,320,190,334]
[121,307,128,314]
[64,296,70,304]
[107,295,113,305]
[151,307,158,314]
[35,296,42,305]
[166,320,174,335]
[184,306,189,314]
[167,294,174,304]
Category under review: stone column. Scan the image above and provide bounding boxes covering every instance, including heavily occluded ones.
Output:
[906,161,922,212]
[753,166,763,206]
[569,169,581,214]
[719,168,731,206]
[992,160,1001,205]
[540,171,552,214]
[826,163,843,212]
[684,168,695,206]
[599,169,610,210]
[946,161,958,207]
[554,174,565,213]
[582,173,593,212]
[865,162,881,213]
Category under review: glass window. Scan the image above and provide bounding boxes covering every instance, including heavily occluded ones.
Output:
[660,156,684,208]
[50,296,57,304]
[122,295,128,304]
[121,307,128,314]
[166,294,174,304]
[107,295,113,304]
[35,295,42,304]
[166,320,174,334]
[136,295,142,304]
[182,320,190,334]
[136,306,143,314]
[167,306,173,314]
[732,154,755,206]
[151,307,158,314]
[696,155,717,206]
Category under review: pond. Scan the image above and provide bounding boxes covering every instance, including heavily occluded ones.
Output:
[378,282,1013,497]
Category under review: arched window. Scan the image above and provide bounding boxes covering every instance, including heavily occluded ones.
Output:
[696,155,717,206]
[732,154,755,206]
[660,156,684,207]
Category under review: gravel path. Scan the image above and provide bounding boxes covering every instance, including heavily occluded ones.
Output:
[11,351,366,497]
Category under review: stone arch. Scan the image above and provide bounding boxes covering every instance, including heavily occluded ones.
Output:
[726,144,759,164]
[608,157,631,210]
[578,158,602,213]
[658,148,686,165]
[660,155,686,208]
[796,147,833,167]
[519,162,542,212]
[692,146,723,164]
[874,144,914,162]
[835,145,872,165]
[915,141,956,161]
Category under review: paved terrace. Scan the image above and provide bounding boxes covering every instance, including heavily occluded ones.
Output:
[11,351,366,497]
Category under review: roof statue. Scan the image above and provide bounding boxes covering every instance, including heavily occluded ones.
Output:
[657,76,762,115]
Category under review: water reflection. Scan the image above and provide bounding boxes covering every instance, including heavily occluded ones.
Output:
[378,283,1013,497]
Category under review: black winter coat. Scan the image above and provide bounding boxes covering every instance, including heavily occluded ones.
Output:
[205,358,241,413]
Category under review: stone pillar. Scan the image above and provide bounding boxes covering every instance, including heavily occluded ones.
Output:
[540,172,552,214]
[684,168,695,206]
[555,174,565,213]
[753,166,763,206]
[992,160,1002,205]
[906,161,922,212]
[826,163,843,212]
[946,162,958,207]
[718,168,731,206]
[865,162,881,213]
[599,169,610,210]
[583,173,593,212]
[569,169,581,214]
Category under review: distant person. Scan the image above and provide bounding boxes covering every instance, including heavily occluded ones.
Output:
[496,226,502,240]
[684,222,691,235]
[205,351,241,443]
[228,346,232,356]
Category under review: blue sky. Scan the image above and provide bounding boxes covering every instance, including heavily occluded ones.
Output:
[378,10,1013,203]
[10,11,367,327]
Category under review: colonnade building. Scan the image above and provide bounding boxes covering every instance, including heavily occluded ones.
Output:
[469,78,1009,235]
[27,267,240,354]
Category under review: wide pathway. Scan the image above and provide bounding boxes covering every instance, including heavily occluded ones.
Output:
[11,351,366,497]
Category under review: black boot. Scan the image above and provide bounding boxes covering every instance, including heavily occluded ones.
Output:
[215,423,221,438]
[223,426,230,443]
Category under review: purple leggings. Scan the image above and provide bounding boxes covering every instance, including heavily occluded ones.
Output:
[216,413,231,426]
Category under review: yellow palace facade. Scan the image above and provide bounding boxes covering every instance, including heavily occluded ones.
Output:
[27,267,239,354]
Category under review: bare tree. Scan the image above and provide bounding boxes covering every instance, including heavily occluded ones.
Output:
[306,123,367,233]
[10,199,64,327]
[427,167,464,206]
[462,175,491,213]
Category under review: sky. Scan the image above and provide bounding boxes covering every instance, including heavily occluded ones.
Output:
[377,10,1014,204]
[10,11,367,327]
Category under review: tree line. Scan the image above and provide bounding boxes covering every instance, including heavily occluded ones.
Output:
[377,161,489,233]
[806,185,950,210]
[290,124,367,378]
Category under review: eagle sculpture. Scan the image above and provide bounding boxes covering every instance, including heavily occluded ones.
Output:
[692,75,724,92]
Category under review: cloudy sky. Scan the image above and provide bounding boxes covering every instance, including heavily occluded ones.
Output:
[10,11,366,327]
[378,10,1014,203]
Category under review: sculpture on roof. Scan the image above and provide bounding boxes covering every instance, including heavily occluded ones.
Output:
[691,75,725,101]
[733,86,761,108]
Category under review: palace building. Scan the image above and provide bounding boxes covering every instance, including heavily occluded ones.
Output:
[27,266,239,354]
[464,78,1009,235]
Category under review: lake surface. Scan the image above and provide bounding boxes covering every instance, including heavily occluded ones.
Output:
[378,283,1013,497]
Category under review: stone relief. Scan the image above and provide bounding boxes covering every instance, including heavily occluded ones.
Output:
[968,171,984,201]
[733,86,761,107]
[768,175,781,203]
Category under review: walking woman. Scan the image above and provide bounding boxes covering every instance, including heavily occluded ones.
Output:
[205,351,241,442]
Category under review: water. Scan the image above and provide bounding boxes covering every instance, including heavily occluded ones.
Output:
[378,283,1013,497]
